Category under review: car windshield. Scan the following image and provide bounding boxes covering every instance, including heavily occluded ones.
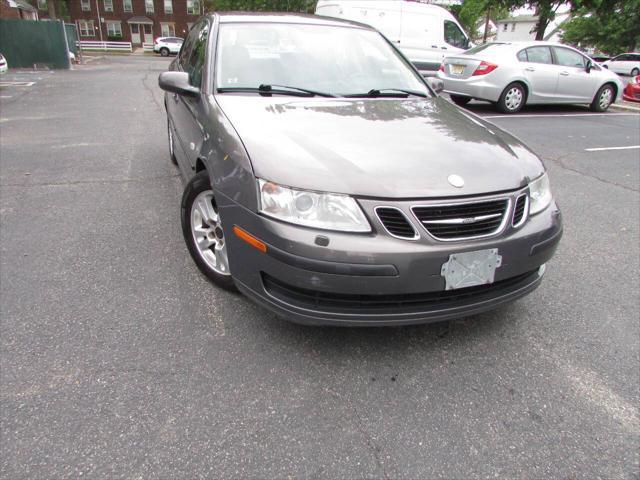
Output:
[215,23,431,97]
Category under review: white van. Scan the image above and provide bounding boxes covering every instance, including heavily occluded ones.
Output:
[315,0,471,73]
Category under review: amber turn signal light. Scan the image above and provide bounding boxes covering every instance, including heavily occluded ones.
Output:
[233,225,267,253]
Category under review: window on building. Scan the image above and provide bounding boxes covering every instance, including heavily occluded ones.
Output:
[186,0,199,14]
[511,23,516,31]
[161,22,175,37]
[81,0,91,11]
[503,23,508,31]
[123,0,132,12]
[164,0,172,13]
[106,21,122,37]
[37,0,47,10]
[145,0,154,13]
[104,0,113,11]
[78,20,95,37]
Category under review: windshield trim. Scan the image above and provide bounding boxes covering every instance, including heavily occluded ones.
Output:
[212,21,434,99]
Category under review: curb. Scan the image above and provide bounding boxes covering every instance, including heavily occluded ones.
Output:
[611,102,640,112]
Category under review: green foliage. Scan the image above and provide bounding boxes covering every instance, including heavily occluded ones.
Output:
[562,0,640,53]
[203,0,317,12]
[451,0,510,41]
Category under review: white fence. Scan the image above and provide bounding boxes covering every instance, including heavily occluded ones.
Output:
[77,41,132,52]
[142,42,154,51]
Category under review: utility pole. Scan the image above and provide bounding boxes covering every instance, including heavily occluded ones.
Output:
[95,0,103,42]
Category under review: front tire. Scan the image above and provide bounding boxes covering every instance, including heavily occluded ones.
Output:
[590,83,615,112]
[631,68,639,76]
[497,82,526,113]
[181,171,236,291]
[450,94,471,107]
[160,47,169,57]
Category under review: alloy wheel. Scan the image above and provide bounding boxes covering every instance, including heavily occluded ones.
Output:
[190,191,230,276]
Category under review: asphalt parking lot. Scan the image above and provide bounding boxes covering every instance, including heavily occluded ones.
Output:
[1,56,639,479]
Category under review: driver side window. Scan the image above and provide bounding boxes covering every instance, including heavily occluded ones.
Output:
[444,20,467,49]
[185,21,209,88]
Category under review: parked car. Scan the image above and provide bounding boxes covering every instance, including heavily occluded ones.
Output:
[438,41,623,113]
[602,53,640,76]
[154,37,184,56]
[159,13,562,326]
[591,55,610,64]
[623,75,640,102]
[315,0,472,74]
[0,53,7,74]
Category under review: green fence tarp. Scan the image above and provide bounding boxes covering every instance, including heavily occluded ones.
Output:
[64,23,78,55]
[0,19,70,69]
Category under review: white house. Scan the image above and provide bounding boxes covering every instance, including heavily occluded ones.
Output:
[495,12,570,42]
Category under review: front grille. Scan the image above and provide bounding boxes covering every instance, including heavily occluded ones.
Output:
[375,207,417,239]
[512,194,528,227]
[262,270,539,315]
[412,199,509,240]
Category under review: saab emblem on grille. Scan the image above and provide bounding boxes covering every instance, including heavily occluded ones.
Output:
[461,217,477,224]
[448,174,464,188]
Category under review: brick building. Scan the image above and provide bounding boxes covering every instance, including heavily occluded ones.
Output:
[36,0,202,45]
[0,0,38,20]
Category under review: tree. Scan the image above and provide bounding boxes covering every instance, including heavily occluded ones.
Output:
[203,0,316,13]
[450,0,511,43]
[562,0,640,53]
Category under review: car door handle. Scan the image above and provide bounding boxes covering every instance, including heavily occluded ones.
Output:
[524,67,535,72]
[441,46,448,50]
[560,71,570,76]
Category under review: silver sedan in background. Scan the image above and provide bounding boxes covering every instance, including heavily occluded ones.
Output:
[437,41,624,113]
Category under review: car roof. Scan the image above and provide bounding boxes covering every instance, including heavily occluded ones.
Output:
[212,12,374,30]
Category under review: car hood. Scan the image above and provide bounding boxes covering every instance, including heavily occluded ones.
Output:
[215,95,545,198]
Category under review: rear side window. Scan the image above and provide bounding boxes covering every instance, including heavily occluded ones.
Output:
[443,20,467,49]
[525,46,553,64]
[553,47,586,68]
[517,49,527,62]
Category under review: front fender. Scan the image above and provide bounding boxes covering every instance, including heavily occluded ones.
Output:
[199,94,258,211]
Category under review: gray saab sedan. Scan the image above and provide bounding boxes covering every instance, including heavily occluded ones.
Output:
[159,13,562,326]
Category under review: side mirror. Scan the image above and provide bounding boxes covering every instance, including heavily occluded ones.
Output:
[426,77,444,94]
[158,71,199,97]
[586,60,593,73]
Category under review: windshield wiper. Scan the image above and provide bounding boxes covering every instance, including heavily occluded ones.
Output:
[217,84,336,98]
[345,88,428,98]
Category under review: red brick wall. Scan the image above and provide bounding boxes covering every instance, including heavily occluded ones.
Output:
[39,0,200,43]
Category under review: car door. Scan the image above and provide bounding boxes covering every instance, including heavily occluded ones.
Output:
[172,20,210,175]
[518,46,559,103]
[552,46,598,102]
[398,8,440,68]
[608,54,627,74]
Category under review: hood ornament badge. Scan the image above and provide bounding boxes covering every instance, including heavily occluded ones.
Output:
[448,174,465,188]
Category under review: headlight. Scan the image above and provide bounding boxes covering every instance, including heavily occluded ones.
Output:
[258,179,371,232]
[528,173,552,215]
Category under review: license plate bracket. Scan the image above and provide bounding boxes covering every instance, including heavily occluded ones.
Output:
[441,249,502,290]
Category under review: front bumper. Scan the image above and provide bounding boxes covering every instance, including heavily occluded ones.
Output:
[623,83,640,102]
[218,191,562,326]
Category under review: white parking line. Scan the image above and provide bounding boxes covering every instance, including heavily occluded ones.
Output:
[483,113,639,119]
[584,145,640,152]
[0,81,35,87]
